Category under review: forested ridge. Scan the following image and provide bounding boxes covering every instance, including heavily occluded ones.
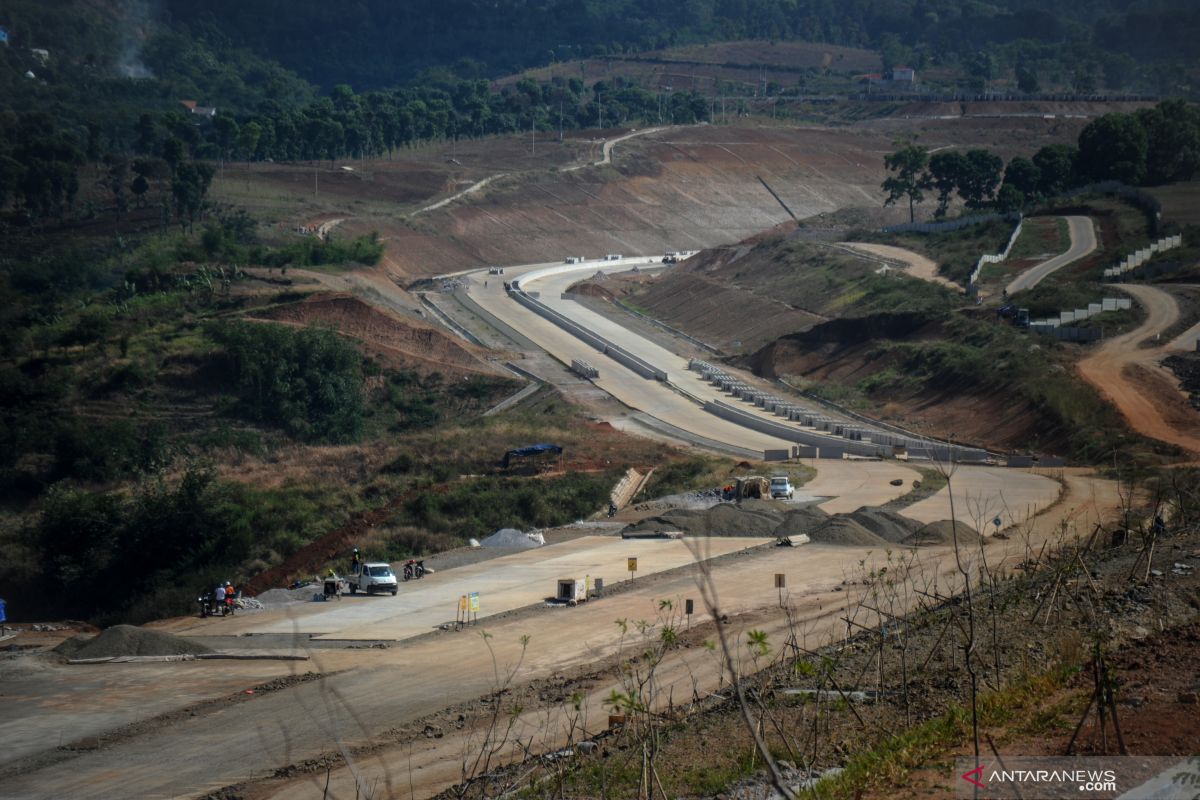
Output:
[166,0,1200,90]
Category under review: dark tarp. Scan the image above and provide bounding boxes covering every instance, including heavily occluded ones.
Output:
[503,443,563,468]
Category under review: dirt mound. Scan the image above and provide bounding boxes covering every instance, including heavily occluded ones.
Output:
[774,505,830,536]
[249,295,502,377]
[903,520,981,547]
[567,280,616,300]
[807,517,887,546]
[847,507,923,543]
[704,503,784,536]
[53,625,213,660]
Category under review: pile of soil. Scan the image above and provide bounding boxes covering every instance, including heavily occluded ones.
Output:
[621,501,914,547]
[705,503,785,536]
[846,507,924,543]
[903,520,981,547]
[774,506,831,537]
[807,517,887,546]
[53,625,214,660]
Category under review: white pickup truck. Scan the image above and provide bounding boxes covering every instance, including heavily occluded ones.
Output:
[348,562,398,595]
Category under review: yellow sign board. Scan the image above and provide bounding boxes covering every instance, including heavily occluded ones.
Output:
[627,557,638,573]
[459,595,467,612]
[468,592,480,612]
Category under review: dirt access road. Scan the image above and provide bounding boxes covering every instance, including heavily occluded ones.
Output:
[1078,282,1200,455]
[1005,215,1097,296]
[836,242,962,292]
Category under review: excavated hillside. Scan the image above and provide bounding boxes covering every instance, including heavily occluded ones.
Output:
[329,114,1095,280]
[620,227,959,353]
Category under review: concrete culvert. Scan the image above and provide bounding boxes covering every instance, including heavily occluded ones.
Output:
[53,625,214,660]
[903,520,981,547]
[847,507,924,543]
[806,517,887,546]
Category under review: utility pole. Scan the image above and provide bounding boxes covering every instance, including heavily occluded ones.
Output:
[531,114,535,157]
[559,100,563,143]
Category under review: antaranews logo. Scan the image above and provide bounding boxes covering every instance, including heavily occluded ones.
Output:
[954,756,1199,799]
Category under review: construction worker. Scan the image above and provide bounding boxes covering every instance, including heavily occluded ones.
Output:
[351,548,361,574]
[225,582,236,612]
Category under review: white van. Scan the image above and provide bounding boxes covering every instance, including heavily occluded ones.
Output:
[604,254,622,261]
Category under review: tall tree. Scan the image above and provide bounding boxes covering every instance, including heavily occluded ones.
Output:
[1077,113,1148,184]
[1033,144,1077,196]
[1136,100,1200,185]
[1003,156,1041,199]
[928,150,968,217]
[882,144,930,223]
[957,149,1004,209]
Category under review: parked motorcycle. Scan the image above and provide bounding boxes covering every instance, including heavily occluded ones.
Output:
[197,594,235,617]
[403,559,426,581]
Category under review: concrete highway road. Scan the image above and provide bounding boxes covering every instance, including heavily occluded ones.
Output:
[1005,216,1097,296]
[0,472,1117,800]
[468,257,1061,527]
[166,536,768,642]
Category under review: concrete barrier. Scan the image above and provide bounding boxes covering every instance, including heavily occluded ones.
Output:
[511,288,665,380]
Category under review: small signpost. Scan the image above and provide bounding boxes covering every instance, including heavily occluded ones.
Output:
[627,557,638,581]
[775,573,786,607]
[456,593,480,629]
[685,598,694,628]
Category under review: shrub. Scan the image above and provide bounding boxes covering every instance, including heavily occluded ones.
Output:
[208,320,366,443]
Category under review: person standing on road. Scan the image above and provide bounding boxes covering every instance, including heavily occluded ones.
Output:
[214,583,226,608]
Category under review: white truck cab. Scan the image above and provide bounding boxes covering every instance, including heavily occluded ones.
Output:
[770,476,794,500]
[349,562,398,595]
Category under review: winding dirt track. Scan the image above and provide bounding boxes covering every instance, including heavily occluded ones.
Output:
[1077,283,1200,456]
[1005,215,1097,296]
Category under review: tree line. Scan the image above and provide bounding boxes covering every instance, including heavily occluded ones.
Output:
[882,100,1200,222]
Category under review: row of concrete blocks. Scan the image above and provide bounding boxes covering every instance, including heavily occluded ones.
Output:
[511,288,667,381]
[571,359,598,379]
[1102,234,1184,279]
[688,359,902,446]
[1029,297,1133,328]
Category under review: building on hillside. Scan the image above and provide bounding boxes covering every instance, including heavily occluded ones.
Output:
[180,100,198,110]
[191,106,217,119]
[30,48,49,64]
[891,65,916,83]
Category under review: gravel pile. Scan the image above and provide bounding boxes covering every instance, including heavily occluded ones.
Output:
[620,500,918,547]
[54,625,214,660]
[846,507,924,543]
[481,528,545,548]
[807,517,887,546]
[903,520,981,547]
[257,584,321,606]
[774,506,830,537]
[705,503,785,536]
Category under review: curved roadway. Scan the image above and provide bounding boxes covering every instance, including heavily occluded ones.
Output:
[1005,215,1097,296]
[467,258,1061,526]
[1078,283,1200,455]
